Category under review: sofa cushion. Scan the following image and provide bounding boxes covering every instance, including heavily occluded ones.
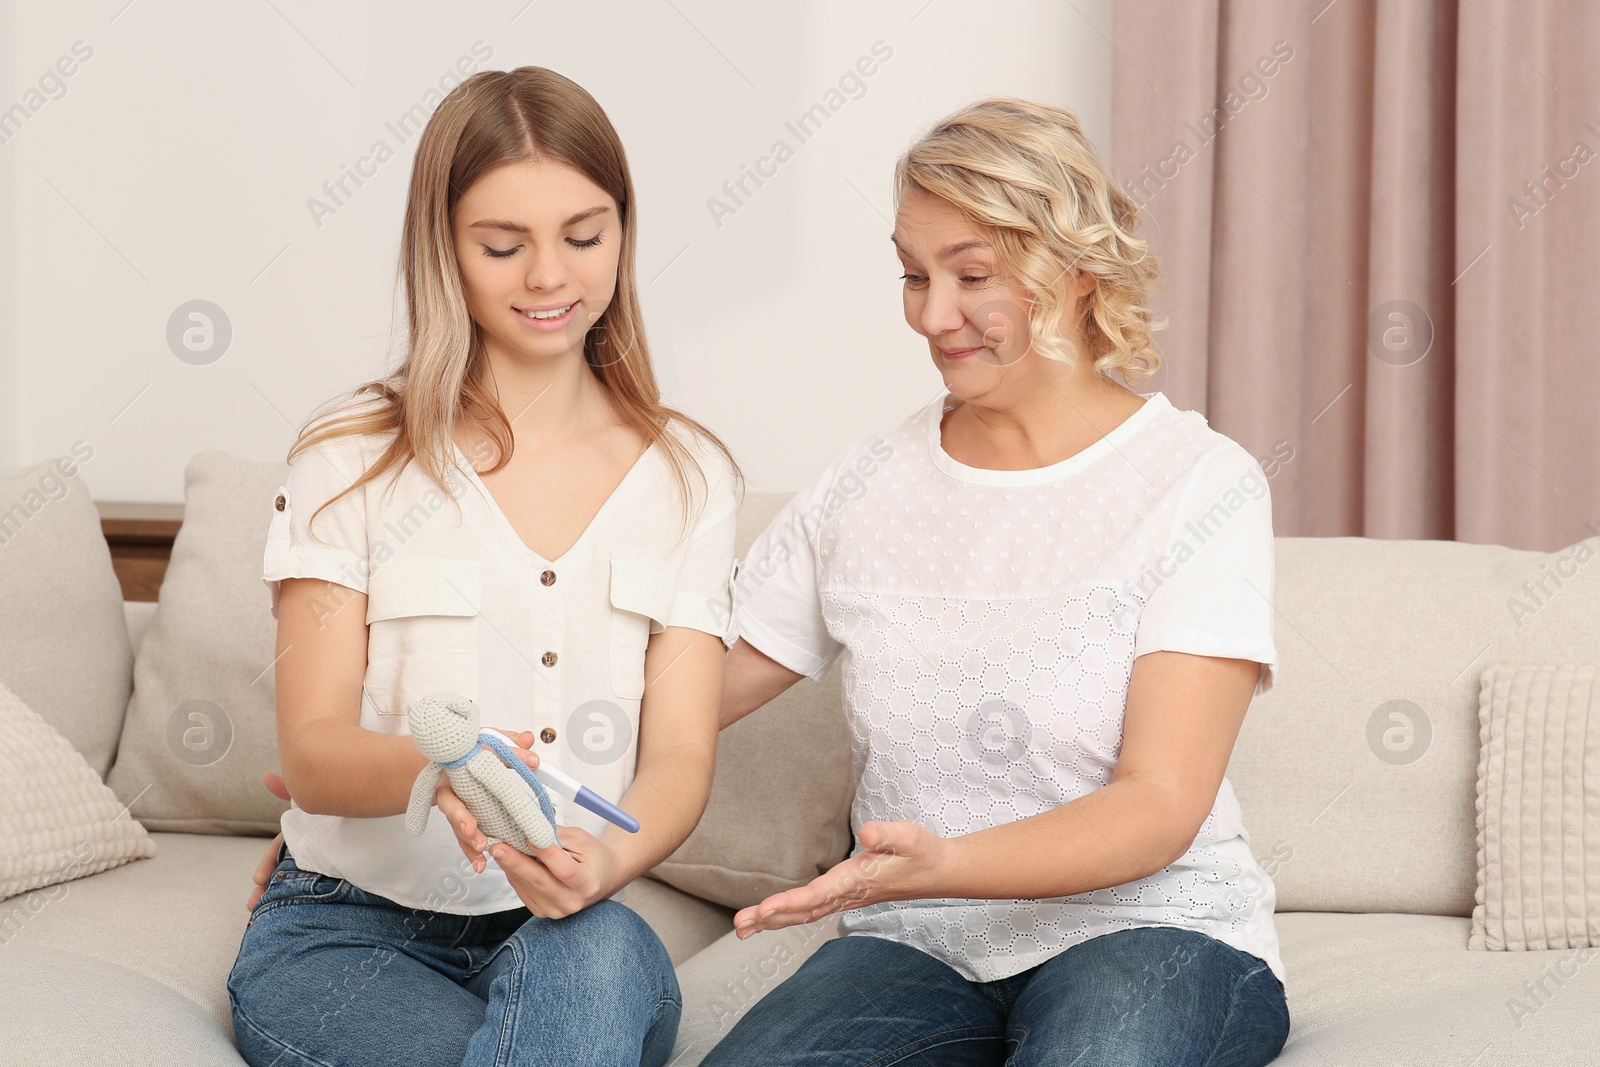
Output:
[4,830,730,1049]
[671,916,845,1064]
[107,452,290,835]
[1471,661,1599,950]
[651,491,856,910]
[0,454,132,778]
[126,600,158,656]
[0,679,154,901]
[667,911,1600,1066]
[614,876,734,965]
[1272,911,1600,1064]
[1,832,262,1028]
[1228,535,1600,917]
[0,941,247,1066]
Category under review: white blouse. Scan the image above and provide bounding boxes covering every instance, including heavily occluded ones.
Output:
[733,389,1285,985]
[262,415,738,914]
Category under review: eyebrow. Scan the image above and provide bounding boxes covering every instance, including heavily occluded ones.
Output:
[890,234,994,260]
[468,205,612,234]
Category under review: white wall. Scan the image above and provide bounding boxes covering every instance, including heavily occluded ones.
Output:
[0,0,18,467]
[3,0,1110,497]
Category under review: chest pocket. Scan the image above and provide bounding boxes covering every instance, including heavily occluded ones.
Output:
[363,557,483,721]
[608,550,677,700]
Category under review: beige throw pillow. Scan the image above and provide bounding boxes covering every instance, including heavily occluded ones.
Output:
[0,453,133,779]
[1227,535,1600,918]
[650,492,856,910]
[0,679,154,902]
[106,451,290,834]
[1471,662,1599,950]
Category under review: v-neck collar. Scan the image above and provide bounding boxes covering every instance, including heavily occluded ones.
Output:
[450,439,658,564]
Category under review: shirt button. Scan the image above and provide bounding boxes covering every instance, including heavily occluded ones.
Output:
[541,650,557,667]
[274,494,286,511]
[540,727,556,744]
[540,569,556,586]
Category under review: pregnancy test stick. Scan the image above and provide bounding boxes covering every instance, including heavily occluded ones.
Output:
[482,729,640,833]
[532,762,640,834]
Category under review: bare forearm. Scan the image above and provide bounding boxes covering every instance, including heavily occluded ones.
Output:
[934,778,1194,900]
[605,743,715,888]
[281,718,430,818]
[718,638,805,730]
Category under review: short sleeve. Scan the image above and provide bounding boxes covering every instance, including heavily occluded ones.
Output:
[733,450,857,684]
[263,439,372,620]
[1135,442,1278,695]
[663,450,740,641]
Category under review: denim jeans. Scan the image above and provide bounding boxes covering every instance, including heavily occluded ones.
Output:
[227,851,680,1067]
[700,925,1289,1066]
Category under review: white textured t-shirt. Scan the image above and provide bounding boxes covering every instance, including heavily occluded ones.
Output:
[262,416,738,914]
[734,389,1285,984]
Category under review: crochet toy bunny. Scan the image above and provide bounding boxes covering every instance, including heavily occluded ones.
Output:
[405,692,560,855]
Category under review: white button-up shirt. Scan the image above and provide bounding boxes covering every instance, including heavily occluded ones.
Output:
[263,419,738,914]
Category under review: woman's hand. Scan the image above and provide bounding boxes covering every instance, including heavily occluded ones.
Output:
[434,728,624,919]
[435,729,540,874]
[732,820,954,938]
[490,825,621,919]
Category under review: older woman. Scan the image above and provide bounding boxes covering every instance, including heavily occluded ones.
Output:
[703,98,1290,1066]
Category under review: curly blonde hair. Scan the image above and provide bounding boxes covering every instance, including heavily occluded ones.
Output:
[893,97,1165,382]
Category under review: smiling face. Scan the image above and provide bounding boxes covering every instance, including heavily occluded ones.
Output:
[451,157,622,367]
[893,184,1093,404]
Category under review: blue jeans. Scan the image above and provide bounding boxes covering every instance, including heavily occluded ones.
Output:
[227,851,680,1067]
[700,926,1289,1066]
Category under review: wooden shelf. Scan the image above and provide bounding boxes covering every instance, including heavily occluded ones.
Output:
[96,500,184,602]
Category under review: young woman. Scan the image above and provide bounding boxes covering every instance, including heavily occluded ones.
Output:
[228,67,740,1067]
[697,98,1292,1065]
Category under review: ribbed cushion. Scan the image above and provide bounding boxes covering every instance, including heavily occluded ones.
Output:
[0,678,153,901]
[1471,662,1600,950]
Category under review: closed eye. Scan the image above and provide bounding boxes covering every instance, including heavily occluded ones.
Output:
[482,234,604,259]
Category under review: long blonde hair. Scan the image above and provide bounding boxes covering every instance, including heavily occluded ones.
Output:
[894,97,1164,381]
[292,65,740,544]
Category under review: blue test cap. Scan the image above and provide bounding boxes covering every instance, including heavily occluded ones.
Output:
[576,786,640,833]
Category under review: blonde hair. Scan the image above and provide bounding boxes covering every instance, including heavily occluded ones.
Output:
[894,97,1164,381]
[293,65,740,544]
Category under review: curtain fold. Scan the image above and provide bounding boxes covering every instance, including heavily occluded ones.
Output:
[1112,0,1598,551]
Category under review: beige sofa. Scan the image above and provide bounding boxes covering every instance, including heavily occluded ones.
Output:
[2,451,1596,1066]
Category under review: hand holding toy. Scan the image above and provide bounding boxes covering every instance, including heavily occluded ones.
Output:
[405,692,561,855]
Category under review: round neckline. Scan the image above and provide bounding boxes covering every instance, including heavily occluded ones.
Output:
[926,390,1169,486]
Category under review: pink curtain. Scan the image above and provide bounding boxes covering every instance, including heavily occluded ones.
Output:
[1112,0,1599,551]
